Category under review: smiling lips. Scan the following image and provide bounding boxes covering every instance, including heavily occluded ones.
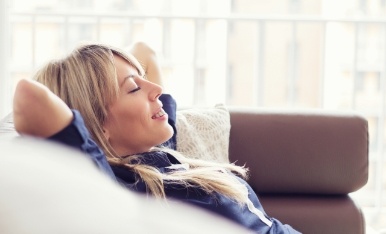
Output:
[152,109,166,119]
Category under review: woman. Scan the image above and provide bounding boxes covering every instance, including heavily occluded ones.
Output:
[13,42,301,234]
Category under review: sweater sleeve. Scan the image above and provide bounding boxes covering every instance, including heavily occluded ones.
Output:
[48,110,117,181]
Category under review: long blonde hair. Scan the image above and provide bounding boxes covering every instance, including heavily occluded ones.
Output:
[34,43,250,204]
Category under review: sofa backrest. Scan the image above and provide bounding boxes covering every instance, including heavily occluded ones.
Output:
[1,108,369,196]
[228,108,369,195]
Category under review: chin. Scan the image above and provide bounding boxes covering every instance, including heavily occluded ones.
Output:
[159,127,174,144]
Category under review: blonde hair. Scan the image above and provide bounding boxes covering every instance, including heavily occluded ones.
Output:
[34,43,250,204]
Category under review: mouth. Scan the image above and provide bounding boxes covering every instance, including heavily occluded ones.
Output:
[152,108,167,119]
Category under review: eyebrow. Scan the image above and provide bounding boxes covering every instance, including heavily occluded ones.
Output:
[119,74,135,88]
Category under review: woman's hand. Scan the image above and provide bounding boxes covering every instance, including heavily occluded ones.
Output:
[13,79,73,138]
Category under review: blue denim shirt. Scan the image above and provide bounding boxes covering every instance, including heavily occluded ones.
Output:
[49,109,117,180]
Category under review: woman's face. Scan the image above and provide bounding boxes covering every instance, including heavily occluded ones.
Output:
[102,55,174,156]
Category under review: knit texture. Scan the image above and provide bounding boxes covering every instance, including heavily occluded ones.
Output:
[176,104,230,163]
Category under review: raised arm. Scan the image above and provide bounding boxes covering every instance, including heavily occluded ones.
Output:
[128,42,164,87]
[13,79,73,138]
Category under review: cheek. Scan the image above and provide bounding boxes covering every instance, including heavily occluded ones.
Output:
[116,104,149,133]
[106,97,152,138]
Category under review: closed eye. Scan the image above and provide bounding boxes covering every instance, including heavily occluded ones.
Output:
[129,87,141,93]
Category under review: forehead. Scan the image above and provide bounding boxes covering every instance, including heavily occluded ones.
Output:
[114,55,139,76]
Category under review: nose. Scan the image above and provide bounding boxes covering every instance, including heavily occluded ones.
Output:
[148,80,163,101]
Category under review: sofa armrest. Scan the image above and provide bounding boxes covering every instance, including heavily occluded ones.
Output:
[228,108,368,195]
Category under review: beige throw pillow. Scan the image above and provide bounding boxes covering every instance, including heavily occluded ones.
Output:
[176,104,230,163]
